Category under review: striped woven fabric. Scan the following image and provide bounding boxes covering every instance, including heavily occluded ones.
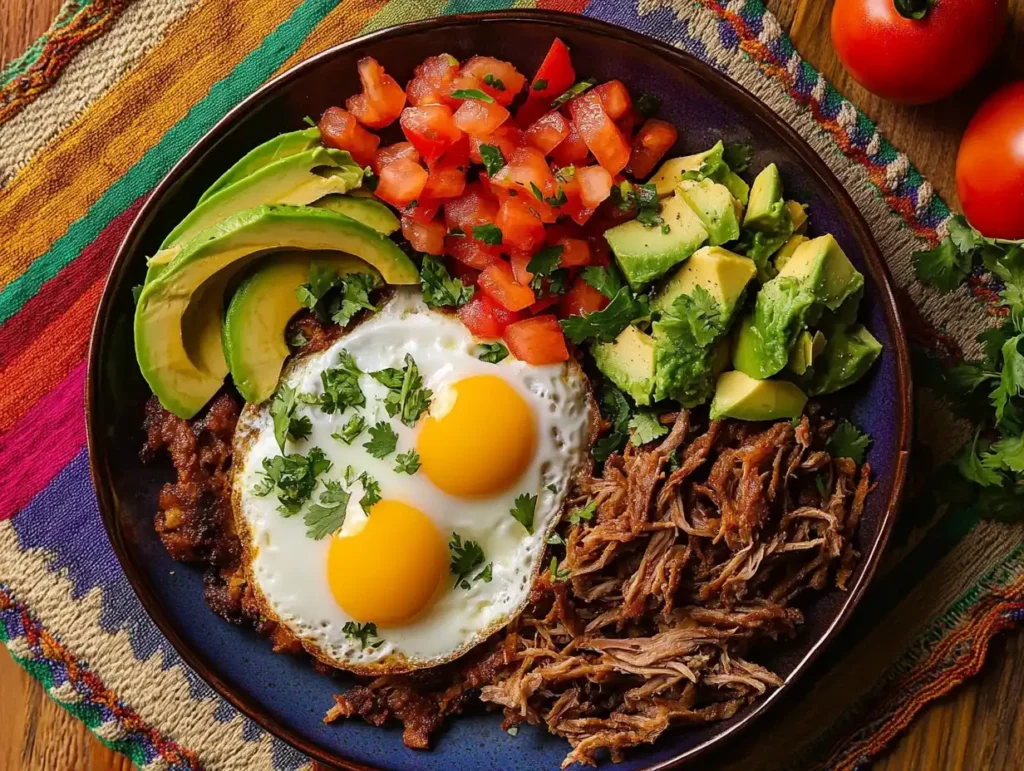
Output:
[1,1,1021,769]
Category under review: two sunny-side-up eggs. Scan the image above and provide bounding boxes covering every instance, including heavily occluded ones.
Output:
[232,289,593,673]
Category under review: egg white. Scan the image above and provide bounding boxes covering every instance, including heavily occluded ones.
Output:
[232,289,593,673]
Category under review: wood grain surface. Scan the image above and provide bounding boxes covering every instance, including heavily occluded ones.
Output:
[1,1,1023,769]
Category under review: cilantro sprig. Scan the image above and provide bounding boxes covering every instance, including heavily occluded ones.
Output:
[255,447,332,516]
[420,255,474,309]
[449,534,491,589]
[629,411,668,446]
[829,420,872,465]
[559,287,648,344]
[371,353,432,427]
[343,621,383,650]
[319,350,365,414]
[476,342,509,363]
[510,493,536,533]
[363,421,399,459]
[269,384,312,451]
[304,480,350,540]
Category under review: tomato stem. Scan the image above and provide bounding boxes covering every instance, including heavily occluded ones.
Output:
[893,0,931,20]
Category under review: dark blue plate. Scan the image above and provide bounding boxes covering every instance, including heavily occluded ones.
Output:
[88,11,911,770]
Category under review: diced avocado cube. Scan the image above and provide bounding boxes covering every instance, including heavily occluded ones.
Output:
[605,194,708,289]
[778,234,864,311]
[773,234,807,272]
[804,324,882,396]
[676,178,742,246]
[649,141,749,204]
[743,163,789,233]
[786,200,808,234]
[710,370,808,421]
[592,325,656,406]
[651,246,756,323]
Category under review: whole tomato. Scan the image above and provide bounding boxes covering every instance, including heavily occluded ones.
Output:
[957,82,1024,240]
[831,0,1008,104]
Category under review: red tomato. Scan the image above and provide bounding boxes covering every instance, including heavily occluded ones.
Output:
[318,106,380,167]
[492,146,559,199]
[593,81,632,121]
[957,81,1024,239]
[458,294,521,338]
[445,182,499,232]
[346,57,406,128]
[557,174,596,226]
[559,277,608,318]
[400,105,463,164]
[407,54,459,106]
[372,142,420,174]
[576,165,613,209]
[503,315,570,364]
[525,111,570,155]
[616,107,643,138]
[550,119,590,166]
[517,38,575,126]
[831,0,1007,104]
[479,260,536,311]
[509,249,536,285]
[453,98,510,138]
[374,157,427,208]
[468,123,522,165]
[555,237,591,267]
[528,296,560,315]
[627,119,678,179]
[459,56,526,105]
[404,197,441,225]
[447,236,503,269]
[446,257,480,287]
[497,197,546,251]
[401,215,446,255]
[568,93,631,174]
[423,152,467,200]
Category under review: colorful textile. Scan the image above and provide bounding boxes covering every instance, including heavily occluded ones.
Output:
[1,1,1020,769]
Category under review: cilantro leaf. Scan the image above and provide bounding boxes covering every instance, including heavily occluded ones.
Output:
[568,500,596,524]
[581,265,623,299]
[479,144,506,177]
[342,621,382,650]
[320,350,365,413]
[629,411,668,446]
[551,78,596,108]
[363,421,398,459]
[304,480,350,540]
[532,78,548,91]
[288,414,312,443]
[986,433,1024,474]
[546,532,565,546]
[912,237,974,292]
[258,448,332,515]
[358,472,381,513]
[992,334,1024,423]
[722,142,754,173]
[549,556,570,582]
[635,92,661,119]
[420,255,474,309]
[510,493,536,533]
[394,449,421,475]
[330,272,378,327]
[482,73,505,91]
[451,88,495,103]
[270,384,300,452]
[471,223,503,245]
[957,432,1004,487]
[592,384,631,463]
[475,563,493,583]
[332,413,366,445]
[559,287,647,344]
[449,533,487,589]
[371,353,432,427]
[476,342,509,363]
[829,420,872,464]
[527,245,564,283]
[295,262,341,313]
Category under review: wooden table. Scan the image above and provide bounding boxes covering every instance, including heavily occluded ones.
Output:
[2,1,1023,768]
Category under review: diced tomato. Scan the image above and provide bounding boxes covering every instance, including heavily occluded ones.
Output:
[627,119,679,179]
[616,107,643,139]
[453,98,510,138]
[318,106,380,167]
[406,54,459,106]
[345,57,406,128]
[549,120,590,166]
[479,260,536,312]
[444,182,499,232]
[492,146,558,198]
[555,237,591,267]
[400,105,463,164]
[459,56,526,105]
[457,293,521,338]
[403,197,441,225]
[568,93,631,175]
[529,296,560,315]
[374,157,428,208]
[588,234,611,266]
[559,277,609,318]
[423,152,467,199]
[503,315,570,364]
[517,38,575,126]
[576,164,613,209]
[372,142,420,174]
[401,214,446,255]
[446,257,479,287]
[525,111,570,155]
[497,197,546,251]
[593,81,632,121]
[447,236,503,269]
[509,249,536,285]
[468,123,522,165]
[557,174,596,225]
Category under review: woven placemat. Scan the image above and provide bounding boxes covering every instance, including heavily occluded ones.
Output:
[2,1,1022,769]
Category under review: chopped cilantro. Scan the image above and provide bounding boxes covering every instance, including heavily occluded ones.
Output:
[559,287,647,344]
[363,421,399,459]
[549,556,570,582]
[394,449,421,475]
[476,563,493,583]
[546,532,565,546]
[829,420,872,464]
[257,448,332,516]
[592,384,631,463]
[342,621,382,650]
[332,413,366,445]
[527,245,564,285]
[371,353,432,427]
[581,264,624,299]
[330,272,378,327]
[270,384,308,451]
[476,342,509,363]
[722,142,754,173]
[362,168,379,191]
[482,73,505,91]
[551,78,596,108]
[471,223,503,245]
[554,165,576,183]
[510,493,536,533]
[815,474,829,499]
[568,500,596,525]
[420,255,474,309]
[320,350,365,413]
[451,88,495,103]
[629,411,668,446]
[358,471,382,513]
[532,78,548,91]
[479,144,506,177]
[304,480,350,540]
[449,534,487,589]
[635,92,661,118]
[546,483,558,494]
[287,329,309,349]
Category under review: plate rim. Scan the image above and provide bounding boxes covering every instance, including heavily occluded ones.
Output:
[86,9,913,770]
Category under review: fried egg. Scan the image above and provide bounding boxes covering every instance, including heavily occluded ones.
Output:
[232,289,592,673]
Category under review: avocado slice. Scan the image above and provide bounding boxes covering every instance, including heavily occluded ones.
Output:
[592,325,655,406]
[604,194,708,289]
[144,147,364,285]
[649,141,750,204]
[135,205,418,419]
[710,370,808,421]
[743,164,789,232]
[804,324,882,396]
[197,128,322,205]
[651,246,756,322]
[223,252,381,404]
[733,235,864,380]
[676,178,743,246]
[313,195,399,235]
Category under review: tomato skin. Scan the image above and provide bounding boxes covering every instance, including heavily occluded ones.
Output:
[447,236,503,269]
[458,294,521,338]
[576,164,613,209]
[468,123,522,165]
[497,197,546,251]
[593,81,632,121]
[374,157,427,208]
[444,182,499,233]
[401,214,446,255]
[568,93,631,174]
[458,56,526,105]
[525,111,570,155]
[509,249,536,285]
[503,315,570,365]
[559,277,608,318]
[555,237,591,267]
[627,119,678,179]
[400,105,463,164]
[957,81,1024,239]
[518,38,575,126]
[479,260,537,311]
[423,147,468,200]
[550,120,591,166]
[830,0,1007,104]
[318,106,380,167]
[407,54,460,106]
[346,57,406,128]
[372,142,420,174]
[453,98,510,138]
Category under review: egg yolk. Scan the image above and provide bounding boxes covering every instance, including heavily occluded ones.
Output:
[416,374,537,498]
[327,500,446,626]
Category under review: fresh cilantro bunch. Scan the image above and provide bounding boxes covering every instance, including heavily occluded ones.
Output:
[295,263,378,327]
[651,287,726,406]
[912,215,1024,512]
[560,287,649,344]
